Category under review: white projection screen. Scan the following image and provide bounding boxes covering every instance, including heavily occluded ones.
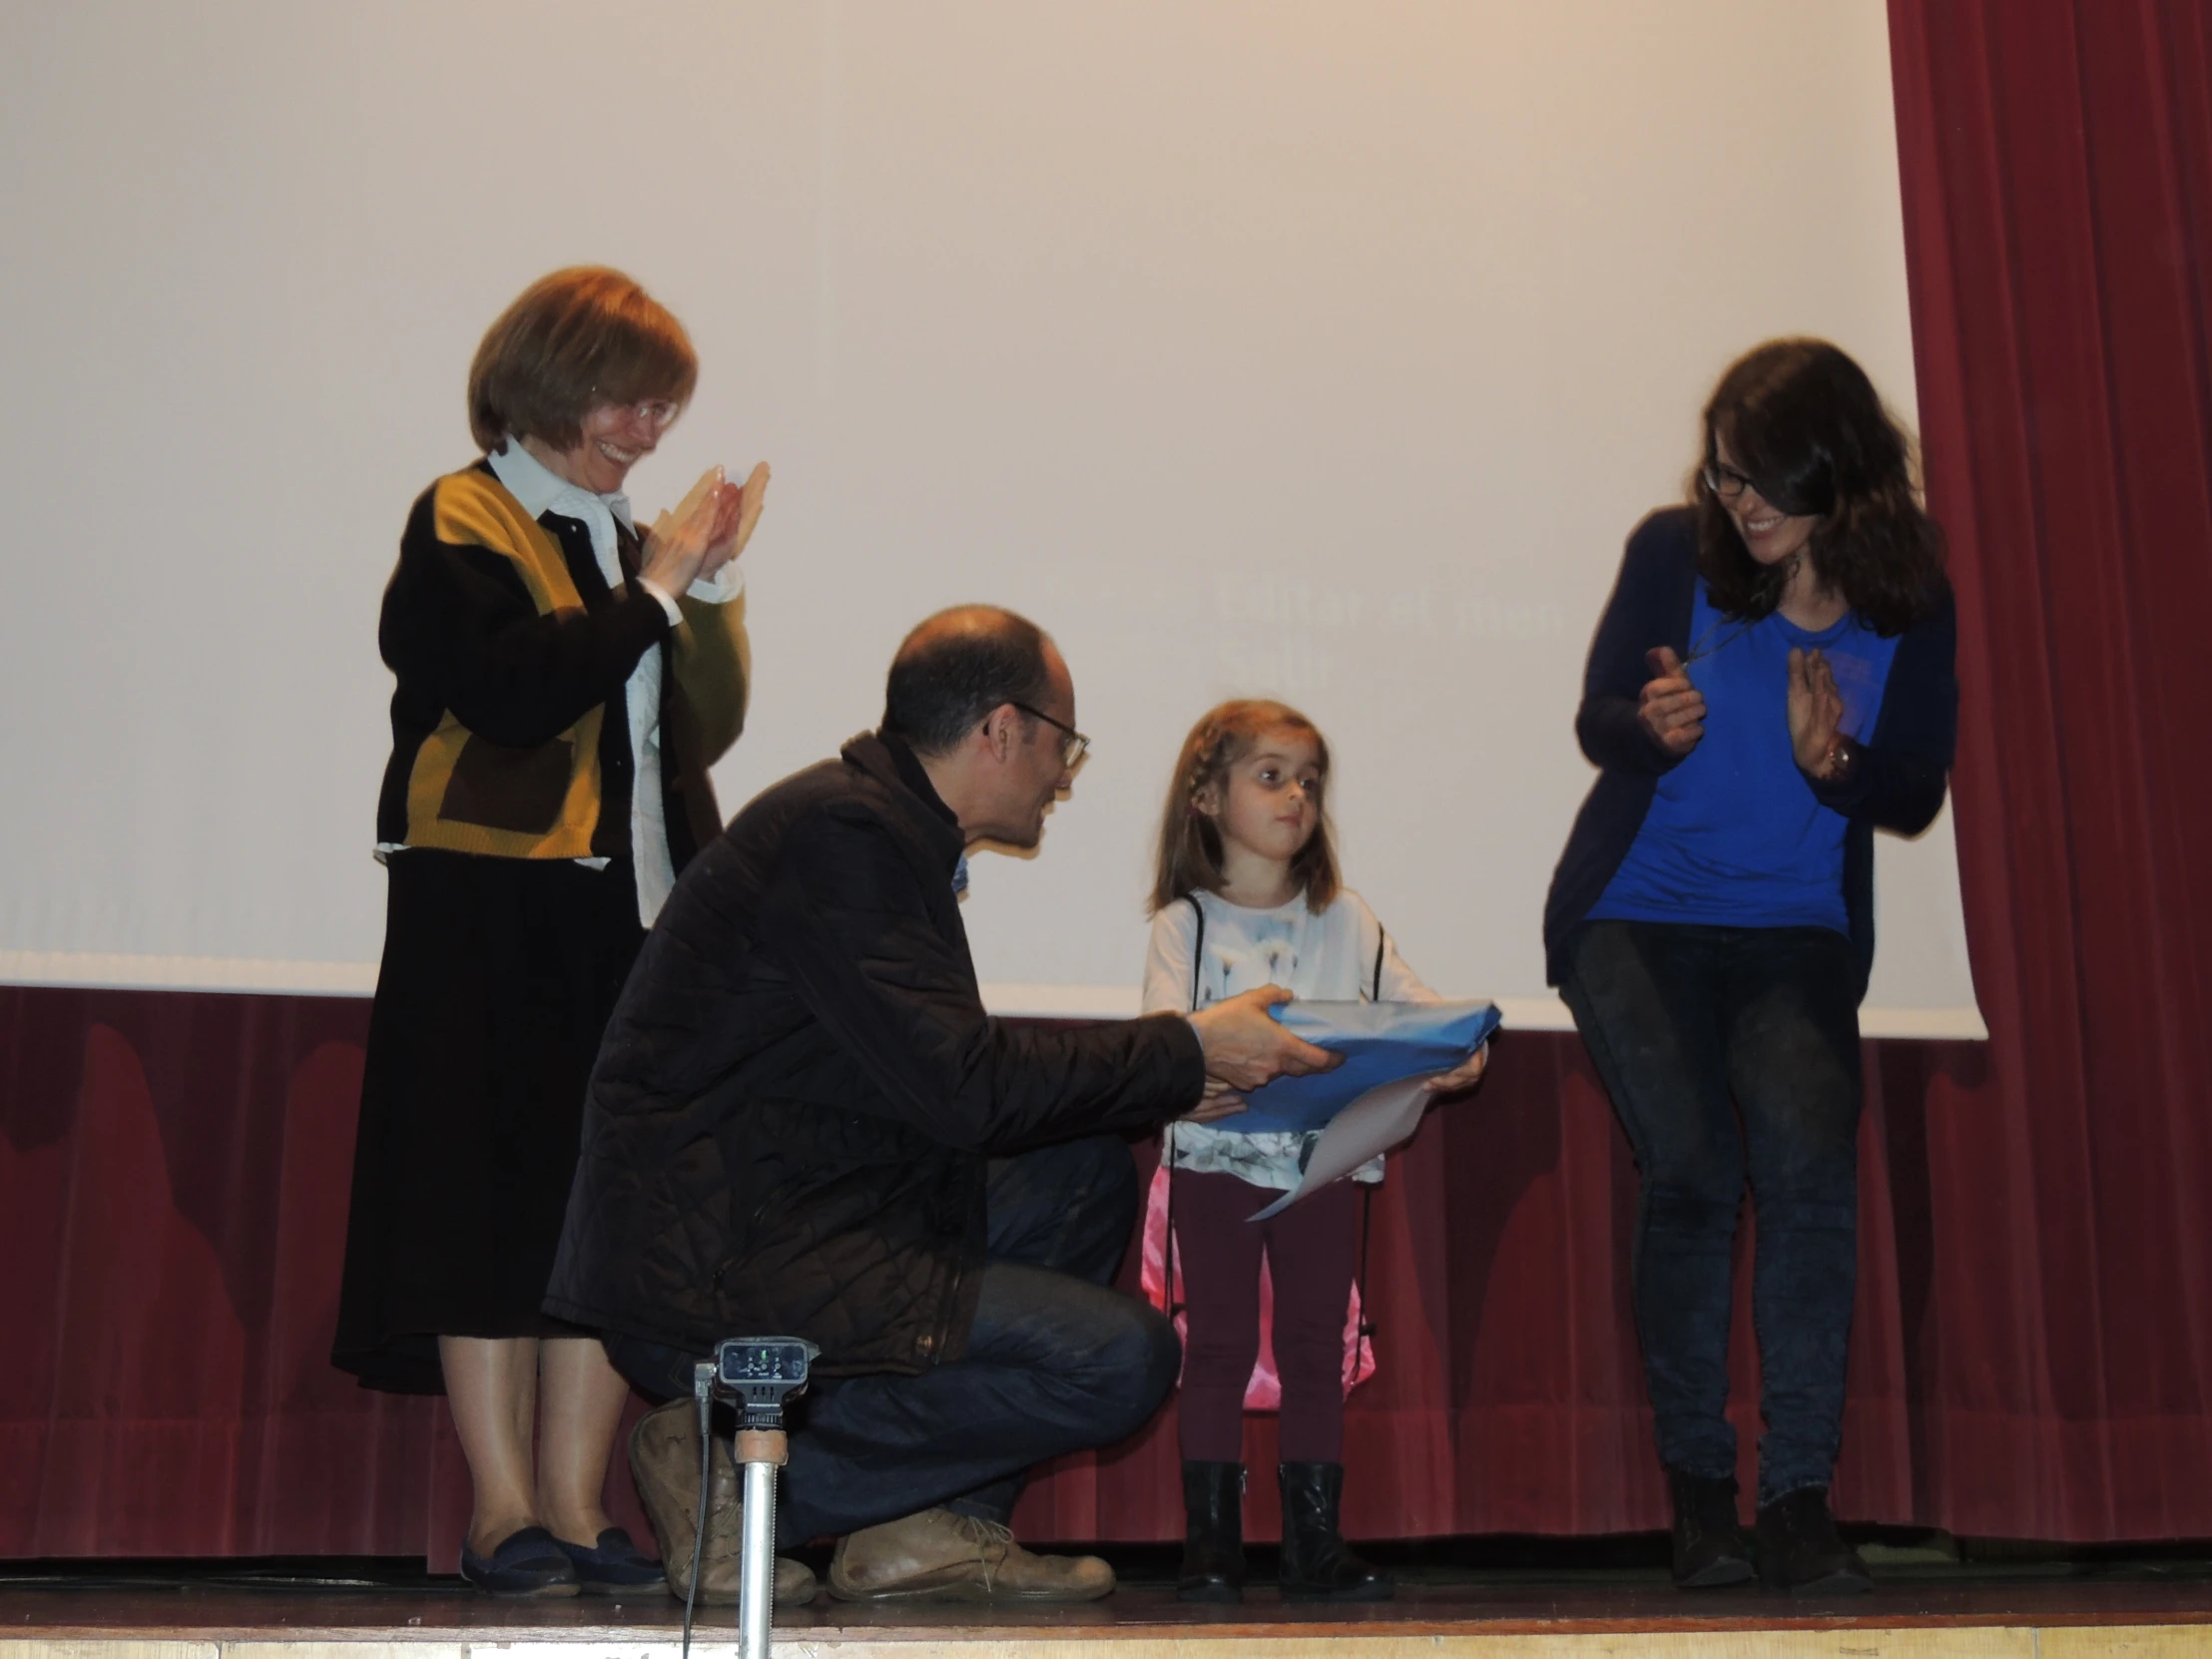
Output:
[0,1,1984,1037]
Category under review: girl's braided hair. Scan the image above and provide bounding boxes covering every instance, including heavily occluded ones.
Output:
[1148,699,1340,915]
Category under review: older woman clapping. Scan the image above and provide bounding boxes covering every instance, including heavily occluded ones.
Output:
[334,268,766,1597]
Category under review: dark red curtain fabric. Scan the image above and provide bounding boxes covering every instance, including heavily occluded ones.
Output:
[0,985,2054,1563]
[1886,0,2212,1536]
[5,0,2212,1567]
[0,987,646,1571]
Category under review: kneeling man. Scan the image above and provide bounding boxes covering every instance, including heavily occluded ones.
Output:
[546,605,1332,1603]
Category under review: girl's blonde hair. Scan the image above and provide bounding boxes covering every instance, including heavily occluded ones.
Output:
[1149,700,1340,915]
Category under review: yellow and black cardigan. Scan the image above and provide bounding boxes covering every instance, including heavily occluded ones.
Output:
[373,460,749,871]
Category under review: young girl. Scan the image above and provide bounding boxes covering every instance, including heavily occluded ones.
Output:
[1142,699,1488,1603]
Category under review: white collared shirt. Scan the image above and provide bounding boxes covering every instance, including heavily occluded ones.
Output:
[475,437,742,925]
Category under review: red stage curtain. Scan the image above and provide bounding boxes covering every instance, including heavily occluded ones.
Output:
[4,0,2211,1566]
[0,987,2097,1562]
[1885,0,2212,1536]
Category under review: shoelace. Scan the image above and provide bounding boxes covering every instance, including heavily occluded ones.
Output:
[944,1512,1014,1591]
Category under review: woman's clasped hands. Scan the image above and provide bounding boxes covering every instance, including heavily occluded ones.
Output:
[640,459,772,595]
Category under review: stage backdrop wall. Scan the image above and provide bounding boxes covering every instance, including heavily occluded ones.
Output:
[0,0,1981,1038]
[4,0,2211,1567]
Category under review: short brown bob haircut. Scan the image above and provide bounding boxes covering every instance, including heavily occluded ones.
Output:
[1150,699,1341,915]
[466,267,699,452]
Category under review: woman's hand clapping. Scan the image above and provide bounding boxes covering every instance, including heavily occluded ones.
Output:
[706,460,772,578]
[1639,645,1707,757]
[1787,646,1846,777]
[640,461,772,595]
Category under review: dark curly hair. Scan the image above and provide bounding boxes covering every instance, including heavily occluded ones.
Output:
[1693,338,1948,636]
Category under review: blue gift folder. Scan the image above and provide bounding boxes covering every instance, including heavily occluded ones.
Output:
[1220,998,1501,1134]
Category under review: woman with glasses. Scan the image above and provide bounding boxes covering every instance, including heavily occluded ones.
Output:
[1542,338,1955,1593]
[333,267,769,1596]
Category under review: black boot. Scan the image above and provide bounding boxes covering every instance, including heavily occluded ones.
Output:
[1756,1487,1873,1594]
[1177,1460,1246,1602]
[1277,1462,1392,1602]
[1665,1467,1754,1588]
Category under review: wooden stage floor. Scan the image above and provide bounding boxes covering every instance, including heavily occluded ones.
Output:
[7,1554,2212,1659]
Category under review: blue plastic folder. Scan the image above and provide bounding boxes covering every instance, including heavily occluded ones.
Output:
[1220,998,1501,1134]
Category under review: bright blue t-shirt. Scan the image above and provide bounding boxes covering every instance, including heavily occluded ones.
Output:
[1587,581,1900,934]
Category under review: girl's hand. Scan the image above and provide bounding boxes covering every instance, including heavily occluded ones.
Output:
[1788,646,1846,776]
[1180,1080,1248,1125]
[1639,646,1707,757]
[1423,1040,1489,1097]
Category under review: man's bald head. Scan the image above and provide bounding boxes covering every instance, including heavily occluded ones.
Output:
[882,605,1057,758]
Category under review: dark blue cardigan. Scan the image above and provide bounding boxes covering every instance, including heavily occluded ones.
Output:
[1541,507,1959,1001]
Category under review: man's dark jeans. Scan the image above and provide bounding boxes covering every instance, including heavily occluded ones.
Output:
[1558,920,1863,1507]
[606,1133,1179,1541]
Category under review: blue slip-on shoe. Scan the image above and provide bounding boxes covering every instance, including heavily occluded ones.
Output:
[555,1526,666,1594]
[459,1525,581,1598]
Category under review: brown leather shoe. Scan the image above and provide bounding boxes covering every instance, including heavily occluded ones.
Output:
[627,1397,819,1606]
[828,1508,1115,1603]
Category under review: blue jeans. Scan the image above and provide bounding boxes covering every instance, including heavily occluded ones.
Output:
[1559,920,1863,1507]
[607,1134,1179,1540]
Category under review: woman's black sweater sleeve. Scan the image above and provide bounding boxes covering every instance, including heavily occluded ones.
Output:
[1575,513,1694,777]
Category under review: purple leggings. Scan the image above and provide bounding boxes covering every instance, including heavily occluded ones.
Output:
[1170,1167,1359,1463]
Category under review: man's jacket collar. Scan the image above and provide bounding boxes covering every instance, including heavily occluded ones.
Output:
[841,731,966,872]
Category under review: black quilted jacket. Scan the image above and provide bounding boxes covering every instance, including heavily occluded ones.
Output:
[544,732,1205,1376]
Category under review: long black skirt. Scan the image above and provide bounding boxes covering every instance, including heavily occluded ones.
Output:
[332,848,645,1394]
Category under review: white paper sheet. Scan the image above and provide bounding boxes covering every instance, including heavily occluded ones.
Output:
[1246,1070,1445,1222]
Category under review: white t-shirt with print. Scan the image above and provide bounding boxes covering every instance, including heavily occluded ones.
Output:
[1141,887,1435,1191]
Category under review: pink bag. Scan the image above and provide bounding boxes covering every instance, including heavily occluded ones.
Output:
[1137,1161,1378,1407]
